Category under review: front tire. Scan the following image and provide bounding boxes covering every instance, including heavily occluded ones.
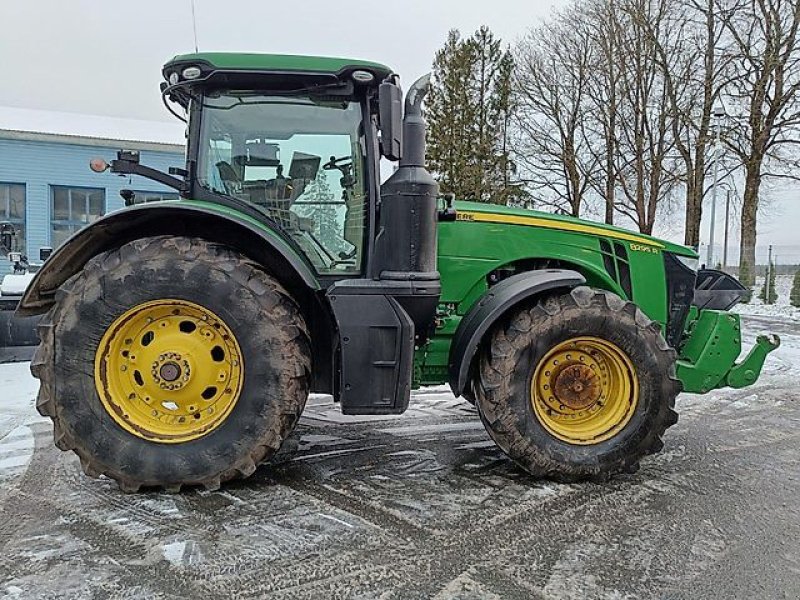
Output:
[475,286,680,481]
[31,236,311,492]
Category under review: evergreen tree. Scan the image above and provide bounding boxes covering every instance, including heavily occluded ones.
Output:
[427,26,518,204]
[758,262,777,305]
[790,269,800,308]
[293,171,344,255]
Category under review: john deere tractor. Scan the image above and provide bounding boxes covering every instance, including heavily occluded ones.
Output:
[17,53,779,492]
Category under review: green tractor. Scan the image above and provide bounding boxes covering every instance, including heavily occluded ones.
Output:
[17,53,779,492]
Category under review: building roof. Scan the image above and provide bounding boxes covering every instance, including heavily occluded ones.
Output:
[165,52,393,80]
[0,106,185,153]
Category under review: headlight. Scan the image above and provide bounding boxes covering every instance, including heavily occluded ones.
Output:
[182,66,202,80]
[675,255,698,272]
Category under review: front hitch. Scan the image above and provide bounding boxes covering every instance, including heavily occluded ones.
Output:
[725,334,781,388]
[677,310,780,393]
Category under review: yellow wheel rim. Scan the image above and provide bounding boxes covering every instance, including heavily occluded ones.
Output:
[531,336,638,445]
[94,299,244,444]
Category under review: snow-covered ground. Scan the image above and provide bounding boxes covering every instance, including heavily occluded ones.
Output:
[0,362,44,483]
[0,310,798,598]
[733,273,800,321]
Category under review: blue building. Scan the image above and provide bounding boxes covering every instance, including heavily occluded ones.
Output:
[0,108,184,263]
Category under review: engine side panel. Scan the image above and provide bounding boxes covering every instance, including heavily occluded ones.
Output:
[416,206,671,389]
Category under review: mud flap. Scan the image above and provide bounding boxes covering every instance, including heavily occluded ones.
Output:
[0,297,41,363]
[327,284,414,415]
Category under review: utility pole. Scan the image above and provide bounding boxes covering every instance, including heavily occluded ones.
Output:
[707,105,726,267]
[722,189,731,271]
[766,244,773,305]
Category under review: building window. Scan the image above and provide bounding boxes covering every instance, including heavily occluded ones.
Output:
[51,186,105,248]
[132,191,180,204]
[0,183,25,257]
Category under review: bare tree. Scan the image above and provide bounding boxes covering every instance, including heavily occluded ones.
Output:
[585,0,623,224]
[613,0,682,234]
[514,8,600,216]
[644,0,733,247]
[716,0,800,285]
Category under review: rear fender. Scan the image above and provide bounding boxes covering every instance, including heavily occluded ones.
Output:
[16,202,320,316]
[15,202,338,391]
[448,269,585,396]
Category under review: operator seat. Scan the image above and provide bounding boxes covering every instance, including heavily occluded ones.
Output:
[216,161,241,195]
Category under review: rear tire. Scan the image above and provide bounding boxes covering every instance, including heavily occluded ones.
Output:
[474,286,680,481]
[31,236,311,492]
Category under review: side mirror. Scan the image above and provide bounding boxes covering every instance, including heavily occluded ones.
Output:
[379,79,403,161]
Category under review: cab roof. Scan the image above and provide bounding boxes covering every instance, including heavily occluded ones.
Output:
[164,52,393,81]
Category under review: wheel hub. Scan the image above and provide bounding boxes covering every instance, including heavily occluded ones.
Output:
[152,352,190,390]
[159,361,181,383]
[94,299,244,444]
[531,337,638,445]
[553,363,601,410]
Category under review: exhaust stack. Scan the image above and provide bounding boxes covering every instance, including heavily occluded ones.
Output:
[373,74,440,333]
[399,73,430,168]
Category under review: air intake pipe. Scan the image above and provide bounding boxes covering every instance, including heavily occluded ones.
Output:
[374,74,440,280]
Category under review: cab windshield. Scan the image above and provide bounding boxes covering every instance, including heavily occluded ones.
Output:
[197,92,367,274]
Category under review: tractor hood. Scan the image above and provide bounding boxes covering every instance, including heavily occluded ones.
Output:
[454,201,697,258]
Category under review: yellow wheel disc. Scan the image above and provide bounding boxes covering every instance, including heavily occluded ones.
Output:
[531,336,638,445]
[94,299,244,443]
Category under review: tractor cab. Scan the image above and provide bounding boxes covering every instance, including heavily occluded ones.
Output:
[160,54,403,278]
[193,90,366,273]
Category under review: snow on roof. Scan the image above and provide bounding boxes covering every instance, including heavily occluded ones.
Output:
[0,106,185,149]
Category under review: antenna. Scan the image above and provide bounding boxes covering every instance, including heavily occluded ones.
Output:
[190,0,199,52]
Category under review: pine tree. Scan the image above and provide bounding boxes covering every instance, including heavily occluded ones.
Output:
[790,269,800,308]
[758,262,777,305]
[488,49,524,205]
[293,171,344,254]
[427,26,518,204]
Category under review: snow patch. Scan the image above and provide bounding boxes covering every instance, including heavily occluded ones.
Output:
[0,273,34,296]
[0,425,34,481]
[162,540,202,566]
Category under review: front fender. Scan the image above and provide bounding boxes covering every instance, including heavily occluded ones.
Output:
[17,201,320,316]
[448,269,585,396]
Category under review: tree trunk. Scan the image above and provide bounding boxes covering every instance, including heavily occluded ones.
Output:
[738,165,760,286]
[683,178,698,248]
[604,146,615,224]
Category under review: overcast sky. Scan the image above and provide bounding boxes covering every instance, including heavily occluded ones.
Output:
[0,0,797,259]
[0,0,562,121]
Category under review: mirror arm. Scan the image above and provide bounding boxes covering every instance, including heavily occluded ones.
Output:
[110,151,186,193]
